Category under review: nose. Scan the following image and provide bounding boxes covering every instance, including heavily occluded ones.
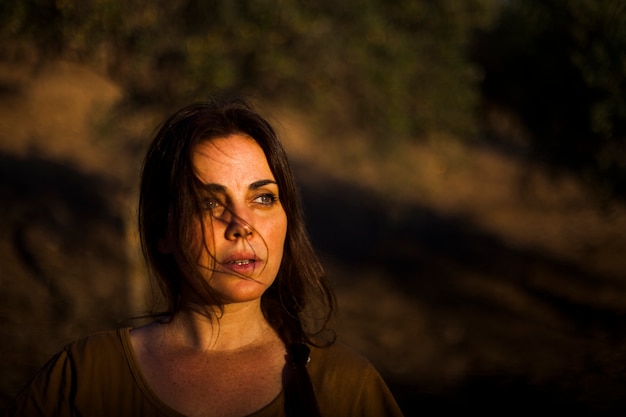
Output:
[225,210,253,240]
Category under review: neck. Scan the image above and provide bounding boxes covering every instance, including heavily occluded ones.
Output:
[168,300,277,352]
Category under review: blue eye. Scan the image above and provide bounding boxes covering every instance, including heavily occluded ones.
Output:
[254,193,278,206]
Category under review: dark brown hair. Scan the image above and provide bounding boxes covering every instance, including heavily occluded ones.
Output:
[138,96,336,349]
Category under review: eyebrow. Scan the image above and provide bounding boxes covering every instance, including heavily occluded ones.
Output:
[250,179,278,190]
[201,179,278,193]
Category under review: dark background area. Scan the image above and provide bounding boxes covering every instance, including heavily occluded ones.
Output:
[1,1,626,416]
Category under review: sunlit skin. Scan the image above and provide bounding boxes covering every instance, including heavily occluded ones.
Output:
[131,133,289,347]
[128,134,289,417]
[188,134,288,307]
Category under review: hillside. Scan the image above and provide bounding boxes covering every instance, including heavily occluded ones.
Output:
[1,58,626,416]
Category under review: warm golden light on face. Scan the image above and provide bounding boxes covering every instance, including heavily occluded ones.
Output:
[189,134,288,304]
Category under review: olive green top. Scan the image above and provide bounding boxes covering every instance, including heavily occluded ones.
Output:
[3,328,404,417]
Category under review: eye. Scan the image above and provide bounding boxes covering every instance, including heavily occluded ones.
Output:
[253,193,278,206]
[203,198,226,217]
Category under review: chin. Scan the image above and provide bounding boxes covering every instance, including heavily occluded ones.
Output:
[210,274,274,304]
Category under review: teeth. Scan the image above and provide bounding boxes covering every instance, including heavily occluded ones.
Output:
[233,260,252,266]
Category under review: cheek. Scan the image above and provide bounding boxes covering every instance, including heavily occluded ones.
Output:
[191,217,217,260]
[269,215,288,260]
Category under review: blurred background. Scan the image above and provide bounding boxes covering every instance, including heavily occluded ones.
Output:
[1,0,625,415]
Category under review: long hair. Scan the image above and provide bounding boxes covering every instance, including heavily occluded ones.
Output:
[138,95,336,347]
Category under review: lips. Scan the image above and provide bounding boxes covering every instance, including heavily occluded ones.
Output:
[221,253,261,274]
[225,259,255,266]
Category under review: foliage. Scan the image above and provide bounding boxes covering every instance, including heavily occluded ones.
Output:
[3,0,625,199]
[1,0,499,144]
[474,0,626,200]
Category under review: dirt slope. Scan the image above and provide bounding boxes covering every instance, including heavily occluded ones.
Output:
[1,59,626,416]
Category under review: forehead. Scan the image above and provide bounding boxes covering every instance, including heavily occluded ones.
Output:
[192,134,275,184]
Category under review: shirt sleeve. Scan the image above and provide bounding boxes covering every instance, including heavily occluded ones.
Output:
[352,365,405,417]
[309,343,405,417]
[1,349,76,417]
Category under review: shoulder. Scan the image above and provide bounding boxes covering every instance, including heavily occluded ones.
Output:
[2,328,143,417]
[40,328,134,394]
[308,341,382,393]
[307,342,405,417]
[61,327,129,367]
[309,341,373,375]
[66,327,126,350]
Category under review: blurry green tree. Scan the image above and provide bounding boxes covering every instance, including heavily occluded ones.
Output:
[474,0,626,200]
[0,0,498,142]
[2,0,625,199]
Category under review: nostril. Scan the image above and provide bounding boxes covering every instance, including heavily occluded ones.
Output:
[227,221,253,239]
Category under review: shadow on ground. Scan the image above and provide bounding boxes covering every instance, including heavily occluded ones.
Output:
[293,160,626,417]
[1,151,626,417]
[0,151,133,407]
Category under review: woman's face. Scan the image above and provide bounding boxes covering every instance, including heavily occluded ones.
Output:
[189,133,287,305]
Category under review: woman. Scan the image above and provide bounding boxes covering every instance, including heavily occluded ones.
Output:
[2,97,404,417]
